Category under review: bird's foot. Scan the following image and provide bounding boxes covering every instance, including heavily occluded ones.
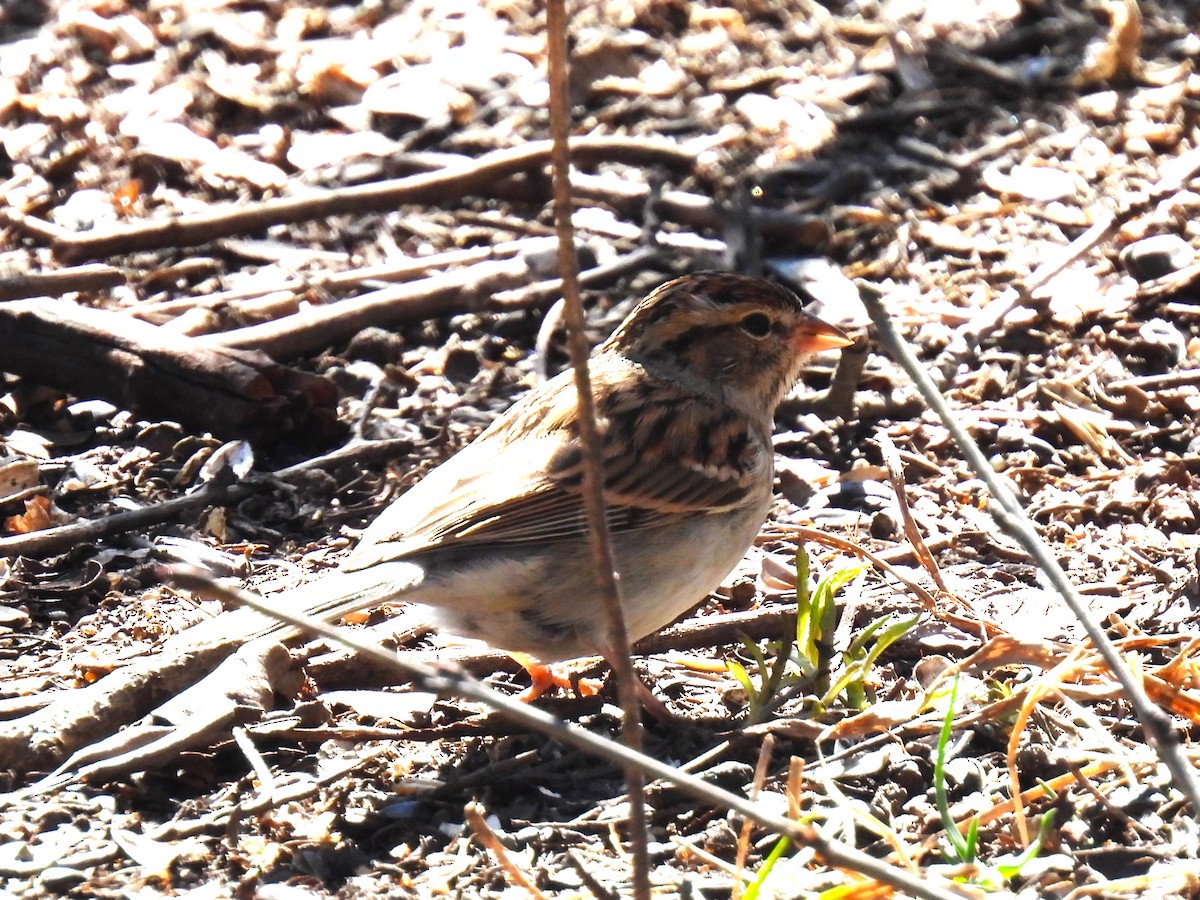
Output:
[511,654,604,701]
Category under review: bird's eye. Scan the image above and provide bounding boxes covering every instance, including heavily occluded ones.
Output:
[739,312,772,338]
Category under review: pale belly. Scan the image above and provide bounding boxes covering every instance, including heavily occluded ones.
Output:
[409,497,771,661]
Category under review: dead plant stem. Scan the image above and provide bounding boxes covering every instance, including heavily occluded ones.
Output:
[858,280,1200,820]
[544,2,650,897]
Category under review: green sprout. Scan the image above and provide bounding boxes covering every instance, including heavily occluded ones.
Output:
[727,544,917,724]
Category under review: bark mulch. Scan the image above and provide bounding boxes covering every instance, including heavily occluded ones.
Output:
[3,0,1200,896]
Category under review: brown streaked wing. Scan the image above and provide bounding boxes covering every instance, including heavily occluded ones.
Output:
[343,357,766,567]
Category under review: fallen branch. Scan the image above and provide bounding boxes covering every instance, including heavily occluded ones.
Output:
[0,481,248,561]
[0,621,248,776]
[130,236,561,321]
[0,298,340,444]
[203,256,536,358]
[9,138,695,263]
[204,246,662,360]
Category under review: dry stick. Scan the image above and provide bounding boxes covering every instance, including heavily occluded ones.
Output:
[165,567,965,900]
[12,138,694,263]
[0,836,120,878]
[131,236,561,318]
[0,480,245,559]
[465,801,549,900]
[544,4,650,899]
[859,281,1200,818]
[0,438,412,559]
[490,245,664,310]
[877,433,949,594]
[0,263,126,302]
[204,256,534,358]
[198,247,655,362]
[0,299,343,442]
[733,734,775,900]
[945,145,1200,371]
[1107,369,1200,392]
[565,851,620,900]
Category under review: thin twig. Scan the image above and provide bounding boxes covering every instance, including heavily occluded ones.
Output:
[7,138,694,263]
[0,480,247,559]
[566,851,620,900]
[0,263,126,302]
[131,237,559,318]
[733,734,775,899]
[1107,369,1200,392]
[163,566,967,900]
[859,280,1200,820]
[544,4,650,898]
[877,433,948,594]
[205,256,533,358]
[0,438,413,560]
[465,801,548,900]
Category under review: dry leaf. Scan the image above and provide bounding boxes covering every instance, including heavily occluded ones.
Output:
[1075,0,1142,86]
[0,458,40,504]
[4,495,54,534]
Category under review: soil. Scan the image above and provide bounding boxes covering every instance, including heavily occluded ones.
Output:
[2,0,1200,897]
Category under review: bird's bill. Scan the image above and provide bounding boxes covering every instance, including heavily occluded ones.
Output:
[789,315,854,354]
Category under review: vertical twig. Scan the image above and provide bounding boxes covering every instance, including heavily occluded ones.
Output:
[877,432,948,594]
[544,1,651,896]
[733,733,776,899]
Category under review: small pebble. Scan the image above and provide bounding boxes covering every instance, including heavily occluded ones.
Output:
[1135,458,1173,491]
[995,424,1058,463]
[942,757,984,791]
[135,421,185,453]
[1139,318,1187,366]
[724,579,758,610]
[0,605,31,628]
[777,467,815,506]
[37,867,86,891]
[1120,234,1195,281]
[870,510,897,538]
[326,360,385,395]
[346,327,405,365]
[442,346,481,384]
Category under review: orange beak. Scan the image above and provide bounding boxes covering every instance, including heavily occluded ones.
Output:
[789,314,854,354]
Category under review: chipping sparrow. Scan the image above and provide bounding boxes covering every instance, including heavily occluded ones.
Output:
[276,272,851,676]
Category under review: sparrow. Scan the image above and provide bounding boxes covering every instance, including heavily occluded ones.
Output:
[270,272,852,694]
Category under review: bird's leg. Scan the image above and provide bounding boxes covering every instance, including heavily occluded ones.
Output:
[510,652,604,701]
[509,652,676,724]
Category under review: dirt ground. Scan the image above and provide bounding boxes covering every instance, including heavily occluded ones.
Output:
[3,0,1200,897]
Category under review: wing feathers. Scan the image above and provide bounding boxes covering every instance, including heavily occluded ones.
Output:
[345,356,769,566]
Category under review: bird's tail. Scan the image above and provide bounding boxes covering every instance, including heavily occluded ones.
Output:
[174,562,424,648]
